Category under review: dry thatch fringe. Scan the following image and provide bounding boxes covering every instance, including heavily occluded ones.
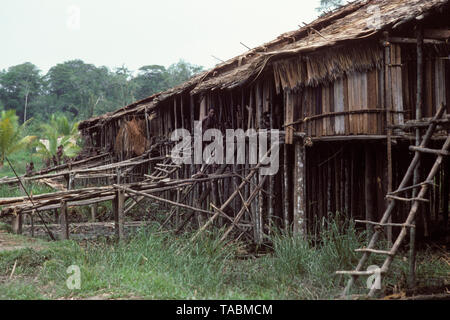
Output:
[273,43,383,92]
[114,118,149,157]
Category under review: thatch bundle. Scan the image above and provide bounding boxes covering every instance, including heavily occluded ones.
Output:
[273,43,383,92]
[114,118,149,157]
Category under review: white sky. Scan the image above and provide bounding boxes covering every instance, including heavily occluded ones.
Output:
[0,0,322,74]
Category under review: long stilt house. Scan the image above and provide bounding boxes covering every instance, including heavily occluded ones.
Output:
[78,0,450,250]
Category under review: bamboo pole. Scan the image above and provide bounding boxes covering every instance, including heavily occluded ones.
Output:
[30,210,35,237]
[91,203,97,222]
[59,172,74,241]
[115,185,219,219]
[365,145,375,239]
[443,158,449,232]
[0,155,162,186]
[268,84,275,233]
[191,206,221,241]
[195,143,279,241]
[220,174,270,242]
[230,92,240,215]
[12,177,27,234]
[293,139,306,236]
[409,24,423,289]
[256,83,264,244]
[60,200,69,240]
[283,144,290,231]
[384,31,394,244]
[12,213,22,235]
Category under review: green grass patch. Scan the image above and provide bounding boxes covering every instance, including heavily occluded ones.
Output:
[0,149,43,178]
[0,182,54,198]
[0,280,46,300]
[0,217,448,300]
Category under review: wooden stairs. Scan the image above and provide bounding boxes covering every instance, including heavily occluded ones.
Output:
[336,103,449,298]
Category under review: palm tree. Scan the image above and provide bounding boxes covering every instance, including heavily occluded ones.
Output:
[35,115,81,162]
[0,110,36,167]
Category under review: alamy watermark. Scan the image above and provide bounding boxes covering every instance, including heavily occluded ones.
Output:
[366,5,382,30]
[66,5,81,31]
[366,265,382,290]
[66,265,81,290]
[170,121,280,176]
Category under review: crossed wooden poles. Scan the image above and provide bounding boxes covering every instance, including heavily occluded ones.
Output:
[1,141,278,243]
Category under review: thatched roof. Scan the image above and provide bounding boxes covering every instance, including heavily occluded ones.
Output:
[79,0,449,130]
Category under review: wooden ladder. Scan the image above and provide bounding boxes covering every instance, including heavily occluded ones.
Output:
[336,103,449,298]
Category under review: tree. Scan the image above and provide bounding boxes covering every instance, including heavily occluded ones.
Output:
[165,60,203,88]
[132,60,203,101]
[45,60,112,119]
[0,59,205,126]
[0,110,36,166]
[35,114,81,161]
[132,65,167,100]
[115,65,136,105]
[0,62,42,123]
[316,0,344,13]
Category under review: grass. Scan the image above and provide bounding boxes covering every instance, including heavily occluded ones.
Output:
[0,150,56,199]
[0,182,54,199]
[1,217,448,300]
[0,149,43,178]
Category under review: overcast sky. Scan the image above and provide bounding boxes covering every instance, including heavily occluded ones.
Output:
[0,0,323,74]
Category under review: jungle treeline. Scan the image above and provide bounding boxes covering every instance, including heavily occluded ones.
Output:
[0,60,203,132]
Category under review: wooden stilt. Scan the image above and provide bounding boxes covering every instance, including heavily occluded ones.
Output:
[327,151,332,215]
[60,200,69,240]
[30,210,35,237]
[409,24,423,289]
[350,148,355,219]
[91,203,97,222]
[145,106,150,141]
[12,214,22,235]
[344,151,349,215]
[443,158,449,235]
[114,189,125,240]
[384,31,394,244]
[365,145,375,239]
[283,144,290,231]
[13,177,27,234]
[256,83,264,244]
[293,139,306,236]
[268,85,275,234]
[54,208,59,224]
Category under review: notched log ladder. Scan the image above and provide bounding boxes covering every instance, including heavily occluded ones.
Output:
[336,103,450,298]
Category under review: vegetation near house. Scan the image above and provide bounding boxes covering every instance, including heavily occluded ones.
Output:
[0,59,202,170]
[35,114,81,161]
[0,110,35,167]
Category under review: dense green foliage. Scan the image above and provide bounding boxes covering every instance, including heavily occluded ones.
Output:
[0,110,35,166]
[0,59,202,166]
[0,60,203,125]
[34,114,81,161]
[0,110,81,171]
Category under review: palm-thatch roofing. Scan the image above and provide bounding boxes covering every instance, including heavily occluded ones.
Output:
[79,0,449,130]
